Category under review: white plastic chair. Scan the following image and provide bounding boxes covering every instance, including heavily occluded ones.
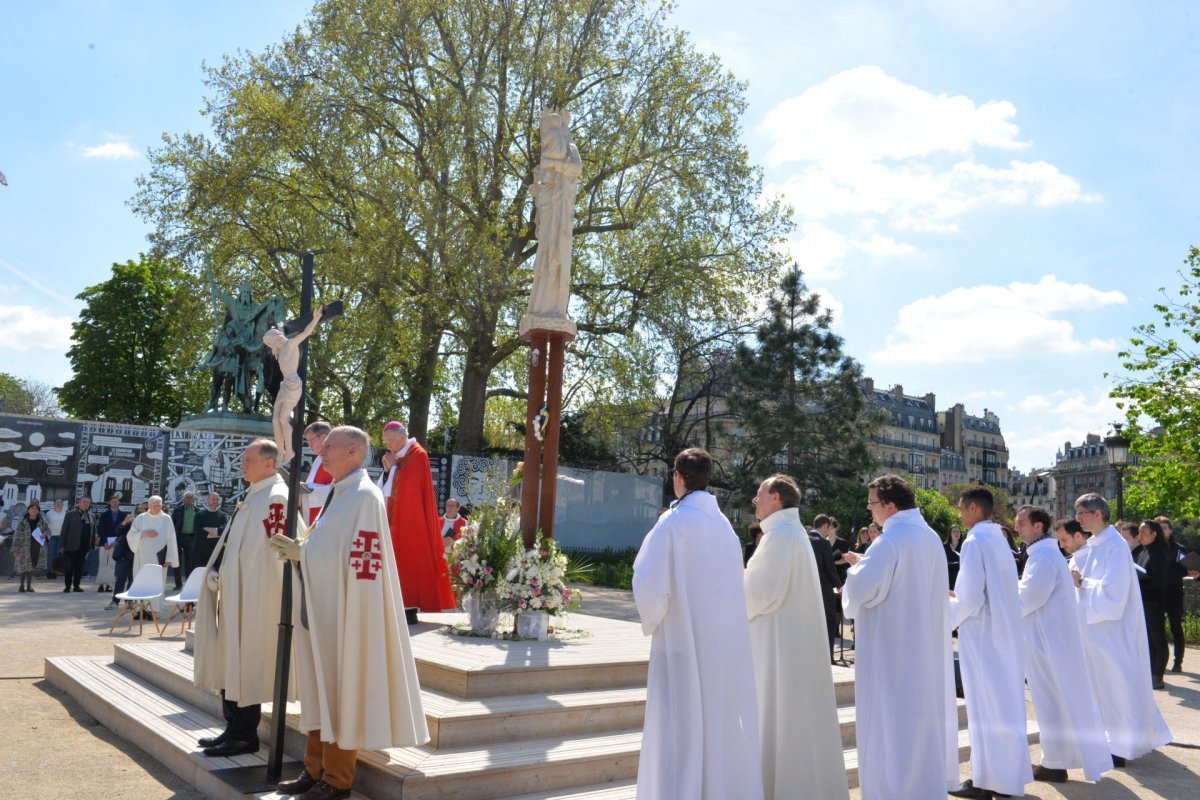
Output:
[110,564,165,636]
[162,567,206,637]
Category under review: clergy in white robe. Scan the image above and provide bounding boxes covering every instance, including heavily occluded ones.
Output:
[193,440,293,755]
[302,421,334,525]
[842,475,957,800]
[633,448,763,800]
[949,488,1031,798]
[744,476,848,800]
[1014,506,1111,782]
[271,426,428,797]
[126,497,178,611]
[1072,494,1172,761]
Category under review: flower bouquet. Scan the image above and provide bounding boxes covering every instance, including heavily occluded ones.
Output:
[448,497,522,633]
[499,533,581,639]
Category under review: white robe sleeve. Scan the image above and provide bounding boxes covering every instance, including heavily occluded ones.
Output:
[949,539,985,630]
[164,516,179,568]
[632,519,673,637]
[1079,547,1130,624]
[842,536,897,618]
[126,516,144,556]
[744,532,790,620]
[1017,551,1054,617]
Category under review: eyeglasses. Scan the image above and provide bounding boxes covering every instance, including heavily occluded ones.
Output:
[866,500,883,507]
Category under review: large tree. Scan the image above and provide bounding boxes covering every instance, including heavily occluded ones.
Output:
[730,266,879,504]
[58,256,210,425]
[1110,246,1200,517]
[133,0,787,449]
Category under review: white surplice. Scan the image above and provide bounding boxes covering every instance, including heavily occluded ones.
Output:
[1019,536,1111,780]
[633,491,763,800]
[126,511,178,610]
[950,521,1032,797]
[842,508,957,800]
[1076,525,1172,759]
[745,507,849,800]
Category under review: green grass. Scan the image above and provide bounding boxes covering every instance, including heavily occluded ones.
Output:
[1182,613,1200,646]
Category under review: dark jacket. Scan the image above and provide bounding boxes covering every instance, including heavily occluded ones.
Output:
[171,503,200,539]
[1166,539,1188,597]
[191,507,230,568]
[60,507,95,553]
[808,532,843,607]
[98,507,133,561]
[1134,542,1170,609]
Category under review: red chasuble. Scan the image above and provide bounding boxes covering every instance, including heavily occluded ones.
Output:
[387,441,456,611]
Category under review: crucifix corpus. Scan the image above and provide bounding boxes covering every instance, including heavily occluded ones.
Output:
[518,108,582,548]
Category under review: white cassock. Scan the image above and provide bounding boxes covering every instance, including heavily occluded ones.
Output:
[950,521,1032,797]
[1076,525,1172,759]
[126,511,178,610]
[633,490,763,800]
[1019,536,1111,780]
[194,473,294,705]
[293,468,428,750]
[745,507,849,800]
[842,508,957,800]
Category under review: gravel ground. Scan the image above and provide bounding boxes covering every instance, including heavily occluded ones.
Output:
[1,575,1196,799]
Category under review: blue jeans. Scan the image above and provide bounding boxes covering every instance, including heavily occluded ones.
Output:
[45,536,60,575]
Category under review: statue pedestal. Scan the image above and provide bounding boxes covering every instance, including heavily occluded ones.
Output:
[519,313,576,340]
[176,412,273,438]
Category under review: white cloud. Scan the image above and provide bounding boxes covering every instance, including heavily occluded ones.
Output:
[0,305,75,351]
[759,66,1099,241]
[1004,386,1125,469]
[782,221,919,280]
[82,137,139,160]
[874,275,1126,364]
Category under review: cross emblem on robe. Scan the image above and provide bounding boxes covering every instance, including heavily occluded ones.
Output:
[349,530,383,581]
[263,502,286,539]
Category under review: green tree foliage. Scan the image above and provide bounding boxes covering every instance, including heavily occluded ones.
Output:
[917,487,960,538]
[1111,246,1200,518]
[58,256,210,425]
[940,482,1012,525]
[731,266,879,504]
[132,0,788,450]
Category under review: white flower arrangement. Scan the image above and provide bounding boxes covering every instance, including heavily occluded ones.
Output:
[498,534,581,616]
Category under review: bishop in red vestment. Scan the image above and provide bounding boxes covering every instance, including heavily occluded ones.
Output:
[379,421,456,611]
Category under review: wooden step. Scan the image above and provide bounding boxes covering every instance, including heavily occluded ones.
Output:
[499,781,636,799]
[116,642,647,748]
[836,697,968,747]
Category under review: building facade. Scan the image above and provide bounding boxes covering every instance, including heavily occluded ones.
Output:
[940,404,1011,487]
[1051,434,1119,519]
[1010,468,1057,518]
[861,379,941,490]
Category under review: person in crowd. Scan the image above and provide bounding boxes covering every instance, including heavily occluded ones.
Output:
[1055,518,1090,561]
[98,496,132,607]
[191,492,228,572]
[194,440,289,758]
[127,495,179,610]
[744,522,764,565]
[1001,524,1028,576]
[746,475,849,800]
[949,488,1031,799]
[1071,493,1171,766]
[438,497,468,556]
[1156,516,1187,673]
[842,475,957,800]
[632,448,762,800]
[270,426,428,800]
[60,497,94,593]
[42,498,66,580]
[93,512,117,593]
[944,524,963,588]
[303,420,334,524]
[1015,505,1111,784]
[810,513,844,659]
[853,526,872,554]
[1118,522,1140,550]
[820,515,851,583]
[867,521,882,543]
[13,501,46,593]
[377,421,455,611]
[1133,519,1170,689]
[171,491,199,590]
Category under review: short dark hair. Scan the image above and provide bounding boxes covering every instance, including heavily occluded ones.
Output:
[674,448,712,491]
[1140,519,1166,547]
[813,513,832,529]
[1121,522,1139,539]
[763,474,801,509]
[1018,505,1052,535]
[251,438,280,465]
[1054,518,1087,538]
[959,487,994,518]
[305,420,332,437]
[869,475,916,510]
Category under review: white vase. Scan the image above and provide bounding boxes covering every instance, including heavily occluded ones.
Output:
[464,592,499,634]
[516,609,550,640]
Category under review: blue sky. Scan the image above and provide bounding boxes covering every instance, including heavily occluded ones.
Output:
[2,0,1197,471]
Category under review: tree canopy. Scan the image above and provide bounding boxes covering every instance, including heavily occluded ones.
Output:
[133,0,788,450]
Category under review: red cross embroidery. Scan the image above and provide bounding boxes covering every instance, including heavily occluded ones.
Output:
[263,502,286,539]
[349,531,383,581]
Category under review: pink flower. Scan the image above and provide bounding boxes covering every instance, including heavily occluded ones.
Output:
[532,588,541,597]
[484,566,493,574]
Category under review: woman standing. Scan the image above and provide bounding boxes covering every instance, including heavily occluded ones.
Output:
[13,502,46,593]
[1134,519,1171,689]
[945,525,963,588]
[853,526,872,554]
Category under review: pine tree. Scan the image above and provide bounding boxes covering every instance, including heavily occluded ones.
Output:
[731,266,879,504]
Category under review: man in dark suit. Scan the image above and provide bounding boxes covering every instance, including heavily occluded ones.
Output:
[809,514,843,661]
[99,495,134,609]
[60,497,94,592]
[191,491,229,571]
[171,492,199,590]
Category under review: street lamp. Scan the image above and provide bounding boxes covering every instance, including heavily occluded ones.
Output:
[1104,423,1131,520]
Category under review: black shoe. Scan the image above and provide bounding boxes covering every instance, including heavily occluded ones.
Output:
[1112,754,1127,768]
[948,779,1008,799]
[202,739,260,757]
[18,586,26,593]
[1153,677,1166,690]
[63,587,71,592]
[275,769,320,796]
[26,585,34,592]
[72,586,83,592]
[1171,661,1182,673]
[297,780,351,800]
[1033,764,1068,783]
[197,730,229,748]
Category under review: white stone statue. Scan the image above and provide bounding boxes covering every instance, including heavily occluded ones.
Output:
[520,109,582,338]
[263,306,323,464]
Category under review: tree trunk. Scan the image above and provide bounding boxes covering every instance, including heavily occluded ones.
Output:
[406,325,444,442]
[455,346,492,454]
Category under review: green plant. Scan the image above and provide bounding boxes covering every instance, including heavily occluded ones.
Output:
[448,497,522,598]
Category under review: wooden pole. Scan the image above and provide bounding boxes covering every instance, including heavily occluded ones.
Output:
[519,333,549,548]
[538,333,566,539]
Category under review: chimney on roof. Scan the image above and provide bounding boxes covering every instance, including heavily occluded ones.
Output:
[924,392,936,409]
[892,384,904,401]
[863,377,874,394]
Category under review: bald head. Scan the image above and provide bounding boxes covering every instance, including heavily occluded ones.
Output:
[322,426,369,480]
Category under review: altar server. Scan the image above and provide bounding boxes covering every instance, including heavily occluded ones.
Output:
[633,448,763,800]
[126,495,178,609]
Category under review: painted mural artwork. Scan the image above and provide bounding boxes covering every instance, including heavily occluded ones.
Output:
[165,431,256,508]
[74,422,166,509]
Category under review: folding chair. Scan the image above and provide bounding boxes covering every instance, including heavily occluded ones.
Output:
[110,564,165,635]
[162,567,206,637]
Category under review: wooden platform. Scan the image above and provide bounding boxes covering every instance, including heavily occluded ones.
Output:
[46,611,1037,799]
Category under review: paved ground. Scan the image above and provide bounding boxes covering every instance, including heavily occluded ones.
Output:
[1,575,1196,799]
